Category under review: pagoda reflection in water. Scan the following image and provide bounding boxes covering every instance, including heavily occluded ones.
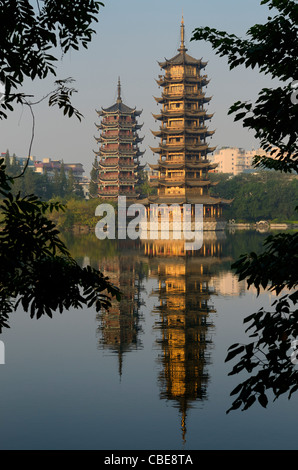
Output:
[96,240,144,378]
[142,234,226,443]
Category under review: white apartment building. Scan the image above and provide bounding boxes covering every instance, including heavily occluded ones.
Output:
[212,147,269,175]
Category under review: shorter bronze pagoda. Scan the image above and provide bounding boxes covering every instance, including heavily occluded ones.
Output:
[93,78,145,200]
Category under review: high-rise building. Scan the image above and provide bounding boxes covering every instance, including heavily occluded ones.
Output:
[93,78,145,200]
[148,18,231,228]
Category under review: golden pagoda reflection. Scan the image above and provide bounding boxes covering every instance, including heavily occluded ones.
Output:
[141,233,226,444]
[96,240,144,378]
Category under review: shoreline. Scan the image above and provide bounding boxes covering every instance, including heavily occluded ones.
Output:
[65,221,298,235]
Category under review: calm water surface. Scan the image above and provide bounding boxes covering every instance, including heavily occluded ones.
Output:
[0,230,297,450]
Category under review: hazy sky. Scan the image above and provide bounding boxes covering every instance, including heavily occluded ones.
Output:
[0,0,275,176]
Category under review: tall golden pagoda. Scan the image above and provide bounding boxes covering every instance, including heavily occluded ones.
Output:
[149,18,231,228]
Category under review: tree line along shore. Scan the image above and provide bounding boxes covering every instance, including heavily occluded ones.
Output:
[1,151,297,231]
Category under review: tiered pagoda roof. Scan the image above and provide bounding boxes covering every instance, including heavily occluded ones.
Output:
[96,90,142,117]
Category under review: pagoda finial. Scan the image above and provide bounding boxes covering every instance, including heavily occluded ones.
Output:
[117,76,122,103]
[178,13,187,53]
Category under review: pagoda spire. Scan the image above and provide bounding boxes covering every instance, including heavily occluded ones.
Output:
[117,76,122,103]
[178,13,187,53]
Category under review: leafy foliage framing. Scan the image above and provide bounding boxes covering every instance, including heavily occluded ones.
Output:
[0,158,120,332]
[191,0,298,172]
[0,0,104,119]
[192,0,298,412]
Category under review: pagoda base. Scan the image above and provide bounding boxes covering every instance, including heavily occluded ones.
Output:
[137,217,227,234]
[202,218,227,231]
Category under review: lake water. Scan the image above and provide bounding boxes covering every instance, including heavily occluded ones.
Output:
[0,229,297,450]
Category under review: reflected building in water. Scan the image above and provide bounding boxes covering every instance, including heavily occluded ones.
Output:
[96,241,144,377]
[142,234,227,443]
[209,271,246,297]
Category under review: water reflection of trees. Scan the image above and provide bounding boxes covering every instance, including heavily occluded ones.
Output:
[141,234,228,443]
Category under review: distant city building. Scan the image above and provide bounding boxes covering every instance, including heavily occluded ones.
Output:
[78,176,91,199]
[93,78,145,200]
[34,158,84,181]
[145,17,231,226]
[143,162,158,182]
[1,152,35,170]
[211,147,270,175]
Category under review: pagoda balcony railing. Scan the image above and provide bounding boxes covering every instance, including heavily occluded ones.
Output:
[99,189,118,194]
[157,75,209,87]
[161,122,206,130]
[99,173,136,181]
[99,176,118,182]
[187,175,209,181]
[98,190,136,197]
[159,175,210,181]
[155,143,207,152]
[164,91,205,100]
[159,158,211,167]
[161,129,208,137]
[159,176,185,181]
[164,108,205,116]
[163,107,186,113]
[166,141,185,146]
[162,108,205,116]
[164,73,198,80]
[99,157,118,165]
[100,157,135,165]
[120,163,137,168]
[99,164,119,170]
[100,148,138,155]
[101,144,137,150]
[161,123,184,130]
[163,72,208,81]
[119,176,137,181]
[100,135,136,142]
[100,122,139,130]
[98,190,135,196]
[159,158,185,164]
[155,110,206,119]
